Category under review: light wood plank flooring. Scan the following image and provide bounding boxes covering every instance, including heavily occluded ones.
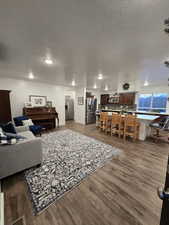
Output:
[2,122,169,225]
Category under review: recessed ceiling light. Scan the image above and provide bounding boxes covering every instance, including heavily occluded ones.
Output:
[72,80,76,86]
[98,73,103,80]
[45,57,53,65]
[144,80,149,86]
[93,84,97,89]
[28,72,34,79]
[104,85,108,91]
[43,48,54,65]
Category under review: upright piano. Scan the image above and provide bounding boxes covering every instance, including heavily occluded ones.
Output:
[23,107,59,130]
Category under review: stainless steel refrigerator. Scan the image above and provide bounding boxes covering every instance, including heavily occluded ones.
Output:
[65,96,74,121]
[86,97,97,124]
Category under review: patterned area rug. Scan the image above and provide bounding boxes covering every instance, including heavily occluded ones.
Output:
[25,129,121,214]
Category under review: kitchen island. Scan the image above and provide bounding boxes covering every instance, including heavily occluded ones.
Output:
[137,114,159,140]
[101,109,169,117]
[96,111,164,141]
[134,111,168,116]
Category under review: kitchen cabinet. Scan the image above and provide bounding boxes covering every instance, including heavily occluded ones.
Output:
[100,93,135,106]
[108,94,120,104]
[101,94,109,105]
[119,93,135,105]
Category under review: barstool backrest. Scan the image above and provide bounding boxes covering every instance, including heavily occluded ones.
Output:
[162,116,169,130]
[112,113,122,124]
[124,115,138,126]
[100,112,108,121]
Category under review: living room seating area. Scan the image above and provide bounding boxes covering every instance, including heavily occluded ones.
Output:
[1,0,169,224]
[0,123,42,179]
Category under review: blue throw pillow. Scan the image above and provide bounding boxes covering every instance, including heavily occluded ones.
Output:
[13,116,28,126]
[1,122,17,134]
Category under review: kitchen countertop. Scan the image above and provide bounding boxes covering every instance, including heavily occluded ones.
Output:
[137,115,159,121]
[96,112,158,121]
[100,109,169,116]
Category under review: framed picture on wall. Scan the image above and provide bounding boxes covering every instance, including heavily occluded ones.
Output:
[78,97,84,105]
[29,95,47,107]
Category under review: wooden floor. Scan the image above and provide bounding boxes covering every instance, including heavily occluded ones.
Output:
[3,122,169,225]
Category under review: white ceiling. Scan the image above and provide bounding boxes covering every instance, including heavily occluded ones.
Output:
[0,0,169,90]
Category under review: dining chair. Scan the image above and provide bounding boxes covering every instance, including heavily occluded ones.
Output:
[150,116,169,142]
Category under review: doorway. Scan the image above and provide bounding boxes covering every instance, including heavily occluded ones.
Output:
[65,96,74,121]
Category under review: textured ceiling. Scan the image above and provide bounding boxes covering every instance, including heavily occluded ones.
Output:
[0,0,169,90]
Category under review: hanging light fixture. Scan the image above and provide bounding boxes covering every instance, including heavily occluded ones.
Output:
[164,60,169,68]
[41,48,55,65]
[104,85,108,91]
[164,18,169,25]
[44,56,53,65]
[144,80,149,86]
[28,71,34,79]
[164,18,169,34]
[98,73,103,80]
[72,80,76,86]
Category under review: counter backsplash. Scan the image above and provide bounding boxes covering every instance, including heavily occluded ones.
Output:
[101,104,137,111]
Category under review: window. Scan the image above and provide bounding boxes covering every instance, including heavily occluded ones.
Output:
[138,93,168,113]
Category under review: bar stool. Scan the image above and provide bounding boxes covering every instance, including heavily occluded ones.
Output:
[105,113,112,134]
[111,113,124,138]
[123,115,140,141]
[99,112,108,132]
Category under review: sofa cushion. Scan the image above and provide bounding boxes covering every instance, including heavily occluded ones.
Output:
[5,132,26,140]
[16,131,36,144]
[15,125,30,133]
[19,131,35,140]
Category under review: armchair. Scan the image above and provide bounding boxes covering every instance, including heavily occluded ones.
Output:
[150,116,169,142]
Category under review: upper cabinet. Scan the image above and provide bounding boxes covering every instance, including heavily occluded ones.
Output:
[101,92,135,106]
[100,94,109,105]
[119,93,135,105]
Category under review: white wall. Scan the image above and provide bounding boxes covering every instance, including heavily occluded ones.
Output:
[74,87,86,124]
[117,80,140,93]
[139,84,169,94]
[64,89,75,100]
[0,78,65,126]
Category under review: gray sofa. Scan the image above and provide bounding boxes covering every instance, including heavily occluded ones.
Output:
[0,126,42,179]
